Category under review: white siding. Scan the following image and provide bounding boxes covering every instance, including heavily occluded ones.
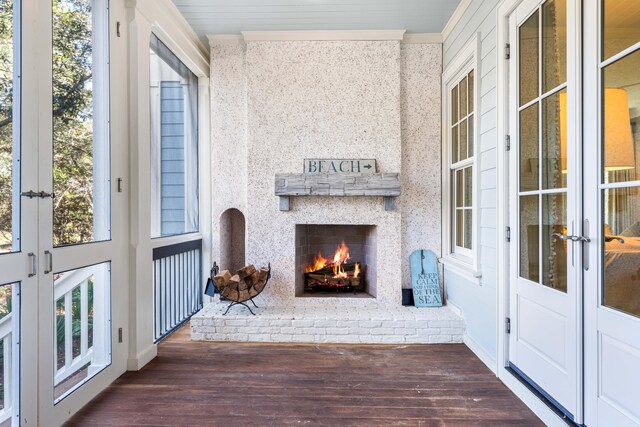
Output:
[443,0,502,363]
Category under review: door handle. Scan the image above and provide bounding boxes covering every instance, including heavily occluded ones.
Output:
[570,235,591,243]
[551,232,571,241]
[28,253,37,277]
[44,250,53,274]
[551,232,590,243]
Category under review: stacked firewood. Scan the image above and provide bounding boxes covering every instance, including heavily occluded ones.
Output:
[213,264,269,302]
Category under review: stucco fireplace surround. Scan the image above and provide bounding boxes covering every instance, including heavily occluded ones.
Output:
[191,33,464,344]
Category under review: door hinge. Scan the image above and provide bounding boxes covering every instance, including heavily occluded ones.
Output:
[505,226,511,242]
[118,328,123,343]
[505,43,511,60]
[505,317,511,334]
[505,134,511,151]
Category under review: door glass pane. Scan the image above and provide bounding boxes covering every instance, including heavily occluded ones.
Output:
[603,186,640,317]
[520,103,539,191]
[602,50,640,185]
[602,0,640,61]
[542,0,567,93]
[0,0,18,255]
[150,34,199,238]
[0,282,18,425]
[520,10,539,106]
[53,262,110,403]
[52,0,110,247]
[543,193,567,292]
[520,195,540,282]
[542,89,567,189]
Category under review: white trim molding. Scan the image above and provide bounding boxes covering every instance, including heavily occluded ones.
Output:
[402,33,443,44]
[241,29,406,42]
[464,333,498,374]
[208,34,245,45]
[127,0,209,77]
[441,0,473,41]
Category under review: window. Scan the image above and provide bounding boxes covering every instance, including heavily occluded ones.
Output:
[149,34,199,238]
[442,36,479,275]
[52,0,110,247]
[0,0,18,254]
[450,70,475,255]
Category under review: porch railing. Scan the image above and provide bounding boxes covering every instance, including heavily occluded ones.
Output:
[0,311,14,425]
[153,238,203,342]
[54,264,105,387]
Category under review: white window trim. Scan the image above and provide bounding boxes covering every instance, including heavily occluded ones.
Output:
[441,33,482,281]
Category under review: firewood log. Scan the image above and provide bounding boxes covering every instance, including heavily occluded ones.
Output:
[246,270,261,286]
[238,290,250,301]
[237,264,256,279]
[248,287,259,297]
[226,289,239,301]
[258,268,269,282]
[253,280,267,293]
[238,279,250,291]
[227,275,240,291]
[213,270,232,288]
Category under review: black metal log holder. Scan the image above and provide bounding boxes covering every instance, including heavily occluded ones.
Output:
[211,263,271,316]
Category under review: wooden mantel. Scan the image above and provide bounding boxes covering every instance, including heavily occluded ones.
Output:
[274,172,401,211]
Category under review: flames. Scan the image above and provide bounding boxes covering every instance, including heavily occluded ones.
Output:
[304,241,360,278]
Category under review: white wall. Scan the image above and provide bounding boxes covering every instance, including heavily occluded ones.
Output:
[209,37,443,307]
[443,0,501,365]
[401,43,443,286]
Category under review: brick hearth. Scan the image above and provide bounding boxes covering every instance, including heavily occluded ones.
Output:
[191,298,464,344]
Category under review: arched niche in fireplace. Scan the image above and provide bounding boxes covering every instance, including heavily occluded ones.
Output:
[219,208,246,273]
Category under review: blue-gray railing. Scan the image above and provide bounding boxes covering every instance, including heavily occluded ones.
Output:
[153,239,202,342]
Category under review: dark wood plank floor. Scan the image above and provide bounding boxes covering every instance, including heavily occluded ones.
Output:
[66,325,543,426]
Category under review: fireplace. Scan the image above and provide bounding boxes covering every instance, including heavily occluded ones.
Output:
[295,225,377,297]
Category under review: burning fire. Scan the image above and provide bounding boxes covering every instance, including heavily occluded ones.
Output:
[304,241,360,278]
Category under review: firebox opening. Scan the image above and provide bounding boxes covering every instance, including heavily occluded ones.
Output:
[295,224,377,298]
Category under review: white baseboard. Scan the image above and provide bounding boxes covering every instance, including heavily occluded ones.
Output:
[463,332,498,374]
[127,344,157,371]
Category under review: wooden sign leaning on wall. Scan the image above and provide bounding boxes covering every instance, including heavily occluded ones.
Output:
[410,250,442,307]
[304,159,377,174]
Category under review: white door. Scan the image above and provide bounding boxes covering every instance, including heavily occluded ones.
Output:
[0,1,38,423]
[0,1,128,425]
[584,1,640,425]
[508,0,582,421]
[34,0,128,424]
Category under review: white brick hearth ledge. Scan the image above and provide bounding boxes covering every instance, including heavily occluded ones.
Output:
[191,300,464,344]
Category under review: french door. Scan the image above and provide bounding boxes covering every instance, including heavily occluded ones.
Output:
[583,0,640,425]
[508,0,581,421]
[509,0,640,425]
[0,0,127,425]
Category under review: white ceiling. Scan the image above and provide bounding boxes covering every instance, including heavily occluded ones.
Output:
[171,0,462,44]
